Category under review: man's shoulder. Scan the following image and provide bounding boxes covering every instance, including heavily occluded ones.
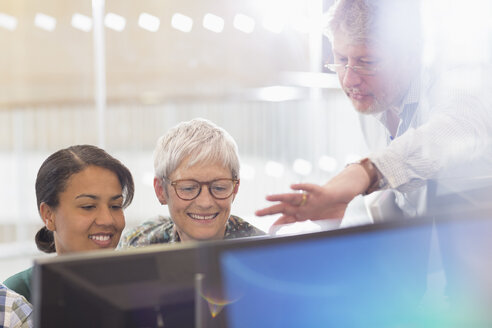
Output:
[118,216,175,248]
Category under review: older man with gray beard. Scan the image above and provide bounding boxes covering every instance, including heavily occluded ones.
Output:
[257,0,492,225]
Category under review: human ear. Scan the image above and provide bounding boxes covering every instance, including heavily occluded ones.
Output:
[231,179,240,202]
[154,177,168,205]
[39,202,56,231]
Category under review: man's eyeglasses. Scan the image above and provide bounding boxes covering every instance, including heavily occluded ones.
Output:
[168,178,239,201]
[324,63,380,76]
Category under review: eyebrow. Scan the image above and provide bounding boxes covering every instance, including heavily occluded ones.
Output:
[75,194,123,201]
[333,50,378,62]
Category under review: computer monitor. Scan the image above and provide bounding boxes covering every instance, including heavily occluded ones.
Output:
[32,211,492,327]
[33,242,201,328]
[32,233,270,328]
[199,213,492,327]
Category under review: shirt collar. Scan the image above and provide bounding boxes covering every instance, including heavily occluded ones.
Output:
[170,225,180,243]
[374,73,421,131]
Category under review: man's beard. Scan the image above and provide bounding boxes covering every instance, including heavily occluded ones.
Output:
[344,87,392,115]
[344,77,406,115]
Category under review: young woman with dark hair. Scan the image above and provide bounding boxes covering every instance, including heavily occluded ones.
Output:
[4,145,134,302]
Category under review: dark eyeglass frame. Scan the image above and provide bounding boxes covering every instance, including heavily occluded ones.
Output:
[168,178,239,201]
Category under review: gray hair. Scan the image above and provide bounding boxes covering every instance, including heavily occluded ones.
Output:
[324,0,373,44]
[324,0,421,57]
[154,118,240,180]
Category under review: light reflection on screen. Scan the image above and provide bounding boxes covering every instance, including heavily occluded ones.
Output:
[219,217,492,327]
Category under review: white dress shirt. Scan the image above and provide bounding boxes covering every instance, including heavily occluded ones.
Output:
[360,65,492,217]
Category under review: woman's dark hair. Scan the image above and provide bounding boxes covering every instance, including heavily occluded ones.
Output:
[35,145,135,253]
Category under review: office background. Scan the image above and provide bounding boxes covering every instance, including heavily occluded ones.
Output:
[0,0,371,279]
[1,0,491,279]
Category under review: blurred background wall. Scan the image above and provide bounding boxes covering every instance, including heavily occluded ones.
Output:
[0,0,371,279]
[2,0,490,279]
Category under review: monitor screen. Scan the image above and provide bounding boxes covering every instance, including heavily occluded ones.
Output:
[201,215,492,327]
[33,242,200,328]
[32,212,492,328]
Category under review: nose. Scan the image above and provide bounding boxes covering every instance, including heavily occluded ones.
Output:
[194,186,215,207]
[95,206,116,226]
[341,65,362,89]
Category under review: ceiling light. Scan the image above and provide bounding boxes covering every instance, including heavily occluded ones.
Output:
[34,13,56,31]
[255,86,304,102]
[240,163,256,180]
[104,12,126,32]
[71,13,92,32]
[141,172,155,187]
[262,15,284,34]
[345,154,361,165]
[171,13,193,33]
[233,14,255,34]
[265,161,284,178]
[318,156,338,173]
[0,13,17,31]
[293,159,312,176]
[290,16,309,34]
[138,12,160,32]
[203,13,224,33]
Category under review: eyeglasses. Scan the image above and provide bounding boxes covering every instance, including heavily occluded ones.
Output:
[324,63,380,76]
[168,178,239,201]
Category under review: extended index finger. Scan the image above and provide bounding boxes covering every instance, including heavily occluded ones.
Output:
[255,203,289,217]
[264,192,302,203]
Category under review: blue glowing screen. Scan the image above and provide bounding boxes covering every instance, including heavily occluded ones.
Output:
[219,218,492,327]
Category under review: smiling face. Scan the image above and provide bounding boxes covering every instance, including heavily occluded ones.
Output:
[154,159,238,242]
[40,165,125,254]
[332,32,410,115]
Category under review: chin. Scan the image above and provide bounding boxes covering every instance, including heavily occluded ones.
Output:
[185,227,221,241]
[193,233,221,241]
[351,101,372,115]
[352,99,386,115]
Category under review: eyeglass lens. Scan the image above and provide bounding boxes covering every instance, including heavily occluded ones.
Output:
[325,63,376,76]
[174,179,235,200]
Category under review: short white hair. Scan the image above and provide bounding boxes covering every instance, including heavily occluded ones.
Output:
[324,0,372,44]
[324,0,421,57]
[153,118,240,180]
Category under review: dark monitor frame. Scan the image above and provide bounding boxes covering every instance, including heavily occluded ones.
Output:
[33,208,492,328]
[33,241,201,328]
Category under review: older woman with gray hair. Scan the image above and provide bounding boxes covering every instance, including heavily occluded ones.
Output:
[119,118,264,247]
